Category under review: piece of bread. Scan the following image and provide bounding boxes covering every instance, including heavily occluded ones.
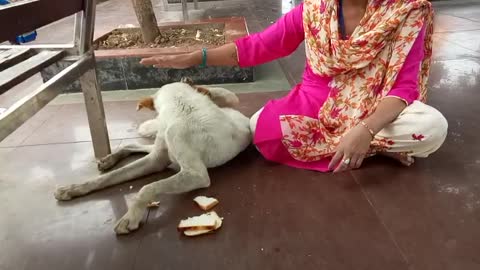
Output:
[183,228,212,236]
[193,196,219,211]
[177,211,219,232]
[183,211,223,236]
[147,201,160,208]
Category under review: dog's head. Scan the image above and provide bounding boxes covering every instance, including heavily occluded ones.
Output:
[136,77,239,111]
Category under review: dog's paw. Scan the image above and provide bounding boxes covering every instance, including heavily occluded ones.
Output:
[54,185,77,201]
[97,154,117,172]
[114,211,143,235]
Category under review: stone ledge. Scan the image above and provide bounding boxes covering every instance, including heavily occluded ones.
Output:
[41,17,254,92]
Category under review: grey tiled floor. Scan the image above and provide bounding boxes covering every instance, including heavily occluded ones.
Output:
[1,1,480,270]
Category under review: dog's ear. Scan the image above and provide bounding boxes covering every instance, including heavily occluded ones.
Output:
[137,97,155,111]
[195,86,212,98]
[180,77,194,86]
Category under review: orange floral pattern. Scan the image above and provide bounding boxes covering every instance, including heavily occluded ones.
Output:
[280,0,434,162]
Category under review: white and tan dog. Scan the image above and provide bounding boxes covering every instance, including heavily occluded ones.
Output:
[54,78,251,234]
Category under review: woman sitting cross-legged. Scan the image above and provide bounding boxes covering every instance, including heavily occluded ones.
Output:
[140,0,448,173]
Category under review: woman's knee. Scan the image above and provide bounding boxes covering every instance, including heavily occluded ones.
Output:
[412,103,448,155]
[421,105,447,137]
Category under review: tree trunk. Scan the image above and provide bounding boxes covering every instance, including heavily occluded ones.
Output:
[131,0,160,43]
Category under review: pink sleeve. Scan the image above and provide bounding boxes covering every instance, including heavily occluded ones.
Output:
[386,25,427,105]
[235,4,305,67]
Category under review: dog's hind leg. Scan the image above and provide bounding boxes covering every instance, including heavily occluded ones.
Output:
[114,126,210,234]
[97,143,154,171]
[54,140,169,201]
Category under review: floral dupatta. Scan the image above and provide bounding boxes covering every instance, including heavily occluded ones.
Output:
[280,0,434,162]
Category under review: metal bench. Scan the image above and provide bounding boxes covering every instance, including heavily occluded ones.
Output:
[0,0,111,158]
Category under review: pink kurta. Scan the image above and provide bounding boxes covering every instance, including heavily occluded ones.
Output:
[235,4,426,172]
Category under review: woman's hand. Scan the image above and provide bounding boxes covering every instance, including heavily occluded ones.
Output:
[328,124,373,173]
[140,53,200,69]
[328,97,408,172]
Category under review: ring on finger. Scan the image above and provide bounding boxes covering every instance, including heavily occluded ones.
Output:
[343,158,351,166]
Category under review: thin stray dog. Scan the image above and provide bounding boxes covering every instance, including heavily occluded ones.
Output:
[54,78,251,234]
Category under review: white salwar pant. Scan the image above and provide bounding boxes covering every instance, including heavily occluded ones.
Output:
[250,101,448,158]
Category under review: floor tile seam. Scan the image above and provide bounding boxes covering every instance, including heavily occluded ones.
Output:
[117,138,150,270]
[435,35,480,55]
[349,171,413,269]
[16,104,64,147]
[131,210,152,270]
[437,12,480,24]
[436,28,480,34]
[8,138,123,149]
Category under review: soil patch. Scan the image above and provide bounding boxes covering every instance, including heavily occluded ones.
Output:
[95,24,225,50]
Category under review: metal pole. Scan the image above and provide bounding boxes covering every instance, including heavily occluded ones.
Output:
[73,12,83,53]
[78,0,111,157]
[181,0,188,21]
[79,58,111,158]
[0,44,74,49]
[79,0,97,54]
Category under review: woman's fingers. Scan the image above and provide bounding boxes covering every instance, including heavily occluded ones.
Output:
[140,55,190,69]
[328,149,344,171]
[354,154,365,169]
[334,161,346,173]
[139,57,159,66]
[331,151,366,173]
[141,56,175,66]
[348,153,364,170]
[346,154,358,170]
[333,152,351,173]
[334,157,349,173]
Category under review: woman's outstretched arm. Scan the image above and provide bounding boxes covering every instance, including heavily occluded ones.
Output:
[140,43,239,68]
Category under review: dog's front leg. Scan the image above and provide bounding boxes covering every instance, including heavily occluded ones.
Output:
[114,162,210,234]
[97,143,155,171]
[54,150,169,201]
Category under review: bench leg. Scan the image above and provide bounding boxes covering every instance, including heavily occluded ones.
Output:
[181,0,189,21]
[79,64,111,158]
[162,0,169,11]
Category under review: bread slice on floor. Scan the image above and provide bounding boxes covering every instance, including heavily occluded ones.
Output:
[182,211,223,236]
[193,196,219,211]
[183,228,212,236]
[177,211,219,232]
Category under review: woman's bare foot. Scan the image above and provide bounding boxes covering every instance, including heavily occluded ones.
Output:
[379,152,415,166]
